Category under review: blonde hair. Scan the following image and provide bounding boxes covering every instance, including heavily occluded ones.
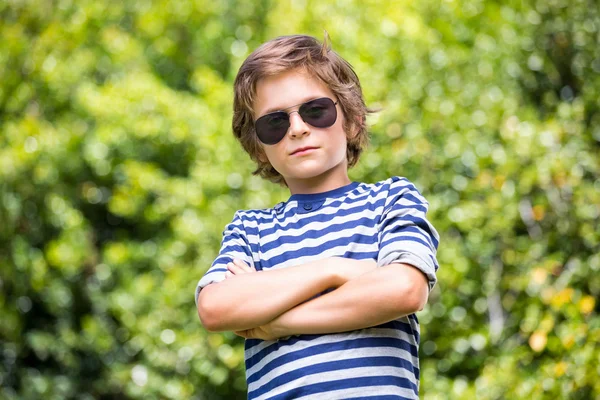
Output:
[232,33,371,185]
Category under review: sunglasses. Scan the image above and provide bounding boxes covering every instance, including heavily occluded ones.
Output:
[254,97,338,145]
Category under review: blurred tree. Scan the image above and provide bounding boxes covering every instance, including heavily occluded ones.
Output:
[0,0,598,399]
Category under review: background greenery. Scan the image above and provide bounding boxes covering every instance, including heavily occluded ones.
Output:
[1,0,599,398]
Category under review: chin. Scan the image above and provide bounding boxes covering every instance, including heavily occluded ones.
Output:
[276,156,348,182]
[284,171,325,181]
[288,166,340,181]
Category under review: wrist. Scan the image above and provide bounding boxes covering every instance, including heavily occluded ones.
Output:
[270,315,290,338]
[325,257,376,286]
[324,256,346,287]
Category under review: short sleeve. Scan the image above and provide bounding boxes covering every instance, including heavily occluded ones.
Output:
[377,177,440,291]
[195,212,255,305]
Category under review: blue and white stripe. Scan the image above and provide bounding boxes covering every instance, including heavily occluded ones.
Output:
[196,176,440,399]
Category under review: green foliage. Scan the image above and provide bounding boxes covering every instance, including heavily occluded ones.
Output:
[1,0,599,399]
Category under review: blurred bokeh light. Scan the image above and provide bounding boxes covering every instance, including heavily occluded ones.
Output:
[1,0,599,399]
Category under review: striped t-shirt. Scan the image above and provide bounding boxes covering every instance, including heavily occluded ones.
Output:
[196,176,440,399]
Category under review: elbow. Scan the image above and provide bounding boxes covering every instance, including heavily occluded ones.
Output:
[412,292,428,312]
[197,306,219,332]
[389,264,430,314]
[391,280,429,315]
[197,287,224,332]
[407,281,429,313]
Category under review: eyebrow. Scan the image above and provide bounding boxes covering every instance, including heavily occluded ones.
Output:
[259,96,324,117]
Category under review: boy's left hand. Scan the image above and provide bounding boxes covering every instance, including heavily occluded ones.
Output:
[224,258,255,279]
[234,324,280,341]
[225,260,281,340]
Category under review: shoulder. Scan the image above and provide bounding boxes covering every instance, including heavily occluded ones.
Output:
[357,177,428,213]
[230,201,286,224]
[358,176,420,197]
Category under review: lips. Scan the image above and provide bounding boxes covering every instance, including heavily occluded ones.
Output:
[290,146,318,155]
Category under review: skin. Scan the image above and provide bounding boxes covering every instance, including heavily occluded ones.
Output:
[226,259,429,341]
[197,68,430,340]
[197,257,380,333]
[253,68,352,195]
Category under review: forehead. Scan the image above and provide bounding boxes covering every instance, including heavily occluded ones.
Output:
[253,68,334,117]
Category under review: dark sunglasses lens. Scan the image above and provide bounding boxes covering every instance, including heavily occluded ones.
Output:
[299,98,337,128]
[255,112,289,145]
[254,98,337,145]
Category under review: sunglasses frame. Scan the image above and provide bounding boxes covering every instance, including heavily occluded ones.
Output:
[254,97,339,145]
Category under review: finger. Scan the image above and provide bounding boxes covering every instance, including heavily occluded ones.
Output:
[227,262,247,275]
[233,259,255,273]
[224,271,233,279]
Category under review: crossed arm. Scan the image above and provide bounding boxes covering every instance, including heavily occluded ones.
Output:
[197,257,429,341]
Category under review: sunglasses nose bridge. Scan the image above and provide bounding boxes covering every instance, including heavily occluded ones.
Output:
[287,110,310,138]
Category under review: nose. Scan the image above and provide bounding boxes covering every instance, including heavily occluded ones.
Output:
[287,111,310,139]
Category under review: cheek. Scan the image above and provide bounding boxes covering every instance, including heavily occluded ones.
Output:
[338,137,349,158]
[334,123,349,150]
[261,145,283,167]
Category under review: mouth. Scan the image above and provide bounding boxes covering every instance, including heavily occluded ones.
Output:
[290,146,318,156]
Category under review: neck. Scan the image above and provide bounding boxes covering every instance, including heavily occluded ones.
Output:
[286,167,351,195]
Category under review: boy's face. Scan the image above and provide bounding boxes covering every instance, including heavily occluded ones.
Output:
[253,68,350,194]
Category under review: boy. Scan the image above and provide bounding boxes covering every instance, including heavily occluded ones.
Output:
[196,34,439,399]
